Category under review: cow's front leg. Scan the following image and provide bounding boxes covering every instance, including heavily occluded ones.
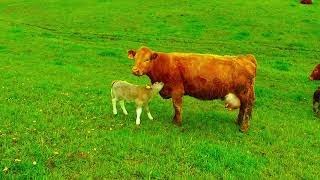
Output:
[172,94,183,126]
[236,105,245,126]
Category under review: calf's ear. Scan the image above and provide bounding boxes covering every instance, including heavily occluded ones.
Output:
[128,50,136,59]
[150,53,158,60]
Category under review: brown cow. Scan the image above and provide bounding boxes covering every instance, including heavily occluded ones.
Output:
[128,46,257,132]
[310,64,320,80]
[300,0,312,4]
[313,87,320,117]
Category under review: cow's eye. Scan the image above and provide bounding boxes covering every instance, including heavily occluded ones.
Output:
[144,58,150,62]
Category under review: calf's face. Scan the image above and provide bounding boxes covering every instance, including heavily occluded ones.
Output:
[310,64,320,80]
[128,47,158,76]
[151,82,164,92]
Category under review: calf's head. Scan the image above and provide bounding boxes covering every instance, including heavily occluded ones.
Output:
[151,82,164,92]
[310,64,320,80]
[128,47,158,76]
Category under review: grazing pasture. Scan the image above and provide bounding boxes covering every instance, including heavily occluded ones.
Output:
[0,0,319,178]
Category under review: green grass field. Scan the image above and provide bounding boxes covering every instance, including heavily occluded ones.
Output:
[0,0,319,178]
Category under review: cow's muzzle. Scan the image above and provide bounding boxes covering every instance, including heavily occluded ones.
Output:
[132,67,143,76]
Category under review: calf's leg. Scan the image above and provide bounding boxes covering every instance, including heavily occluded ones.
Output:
[145,105,153,120]
[112,98,118,115]
[136,107,142,125]
[119,100,128,115]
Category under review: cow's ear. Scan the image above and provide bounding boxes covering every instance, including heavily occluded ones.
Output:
[150,53,158,60]
[128,50,136,59]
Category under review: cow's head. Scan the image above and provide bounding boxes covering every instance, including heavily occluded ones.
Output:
[128,47,158,76]
[310,64,320,80]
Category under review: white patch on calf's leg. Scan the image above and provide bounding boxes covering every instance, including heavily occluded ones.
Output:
[145,105,153,120]
[112,98,117,115]
[147,112,153,120]
[119,100,128,115]
[136,107,142,125]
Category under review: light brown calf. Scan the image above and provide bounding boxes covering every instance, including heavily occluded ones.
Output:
[111,80,164,125]
[310,64,320,80]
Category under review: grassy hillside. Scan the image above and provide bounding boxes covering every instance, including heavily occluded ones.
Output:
[0,0,319,178]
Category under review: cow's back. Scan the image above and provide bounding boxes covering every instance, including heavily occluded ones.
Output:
[173,53,256,99]
[235,54,257,77]
[147,52,256,100]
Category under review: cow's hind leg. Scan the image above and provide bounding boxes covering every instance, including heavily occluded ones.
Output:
[314,101,320,117]
[318,103,320,117]
[313,100,318,113]
[237,86,254,132]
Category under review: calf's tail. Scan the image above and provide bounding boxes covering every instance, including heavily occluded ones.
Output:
[110,88,114,98]
[111,80,118,87]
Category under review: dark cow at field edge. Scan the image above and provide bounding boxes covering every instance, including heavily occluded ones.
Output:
[300,0,312,4]
[128,46,257,132]
[313,87,320,117]
[310,64,320,80]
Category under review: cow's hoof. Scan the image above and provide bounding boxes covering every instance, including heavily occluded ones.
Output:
[239,125,249,133]
[173,120,182,126]
[236,117,244,126]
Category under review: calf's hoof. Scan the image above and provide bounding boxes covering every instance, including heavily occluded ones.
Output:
[134,125,140,130]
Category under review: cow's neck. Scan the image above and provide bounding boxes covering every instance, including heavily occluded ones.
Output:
[147,53,170,84]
